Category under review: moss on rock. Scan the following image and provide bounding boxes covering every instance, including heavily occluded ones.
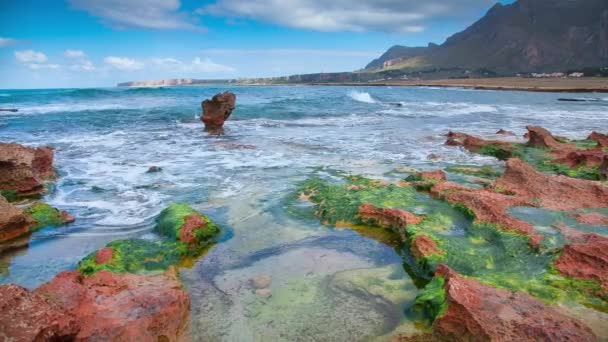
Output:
[413,276,447,323]
[25,202,70,231]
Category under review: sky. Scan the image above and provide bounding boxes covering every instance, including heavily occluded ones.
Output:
[0,0,513,88]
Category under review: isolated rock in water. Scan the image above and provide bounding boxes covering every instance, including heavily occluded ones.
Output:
[201,91,236,131]
[155,203,220,250]
[588,131,608,148]
[0,143,55,197]
[36,269,190,341]
[0,195,32,243]
[0,284,79,341]
[429,265,596,341]
[147,166,162,173]
[525,125,561,149]
[251,274,272,289]
[495,129,515,136]
[571,212,608,226]
[496,158,608,211]
[553,233,608,292]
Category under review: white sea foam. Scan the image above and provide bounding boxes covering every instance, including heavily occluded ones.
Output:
[348,91,377,104]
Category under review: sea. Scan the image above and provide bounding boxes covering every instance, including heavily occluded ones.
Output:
[0,85,607,340]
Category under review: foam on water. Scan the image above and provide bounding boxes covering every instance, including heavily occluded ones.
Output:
[348,90,377,104]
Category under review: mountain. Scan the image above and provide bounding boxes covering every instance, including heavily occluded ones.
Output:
[365,0,608,74]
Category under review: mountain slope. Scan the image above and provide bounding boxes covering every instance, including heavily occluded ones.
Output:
[366,0,608,74]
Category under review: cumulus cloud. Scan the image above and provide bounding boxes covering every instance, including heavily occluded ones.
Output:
[0,37,18,48]
[15,50,48,63]
[201,0,496,32]
[64,49,87,58]
[69,0,200,30]
[152,57,236,73]
[104,56,144,70]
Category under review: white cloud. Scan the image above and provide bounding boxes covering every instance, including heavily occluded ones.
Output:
[15,50,48,63]
[64,49,87,58]
[152,57,236,73]
[0,37,17,48]
[27,63,60,70]
[201,0,496,32]
[69,0,200,30]
[201,48,381,58]
[104,56,144,70]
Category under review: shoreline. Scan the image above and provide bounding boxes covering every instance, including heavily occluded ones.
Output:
[292,77,608,93]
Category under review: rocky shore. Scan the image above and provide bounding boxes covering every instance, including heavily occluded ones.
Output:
[294,125,608,340]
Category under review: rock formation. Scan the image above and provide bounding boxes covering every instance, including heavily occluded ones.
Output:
[553,233,608,293]
[425,265,597,341]
[0,143,55,197]
[0,195,33,243]
[201,92,236,131]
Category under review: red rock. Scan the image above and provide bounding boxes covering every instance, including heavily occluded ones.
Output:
[430,181,541,247]
[418,170,447,182]
[201,91,236,131]
[445,131,512,153]
[60,210,76,224]
[601,155,608,181]
[179,213,207,245]
[553,234,608,293]
[432,264,596,341]
[358,204,422,240]
[0,195,33,243]
[496,158,608,211]
[588,131,608,148]
[94,247,114,265]
[0,284,79,341]
[525,125,562,149]
[0,143,55,196]
[550,149,607,168]
[410,235,442,259]
[36,268,190,341]
[571,212,608,226]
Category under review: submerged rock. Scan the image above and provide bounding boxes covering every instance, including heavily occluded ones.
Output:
[0,284,79,341]
[0,195,32,243]
[410,235,443,259]
[36,268,190,341]
[0,143,55,198]
[201,91,236,131]
[251,274,272,289]
[418,265,596,341]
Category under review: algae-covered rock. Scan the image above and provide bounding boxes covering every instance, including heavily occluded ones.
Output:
[155,203,220,253]
[24,202,74,231]
[417,265,597,341]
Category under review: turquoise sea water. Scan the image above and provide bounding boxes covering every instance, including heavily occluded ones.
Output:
[1,86,607,340]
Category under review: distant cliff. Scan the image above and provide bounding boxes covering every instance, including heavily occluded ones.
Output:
[366,0,608,74]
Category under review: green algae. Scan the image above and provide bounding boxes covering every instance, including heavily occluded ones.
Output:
[412,276,447,323]
[508,144,600,180]
[155,203,220,254]
[78,203,221,276]
[24,202,69,231]
[477,144,518,161]
[0,190,18,202]
[292,174,608,313]
[445,165,503,179]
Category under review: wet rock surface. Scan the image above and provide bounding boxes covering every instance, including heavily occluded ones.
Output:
[0,195,32,243]
[553,233,608,293]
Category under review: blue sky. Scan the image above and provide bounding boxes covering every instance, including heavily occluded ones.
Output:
[0,0,512,88]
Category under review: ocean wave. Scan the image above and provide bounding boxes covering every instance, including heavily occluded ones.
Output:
[348,91,377,104]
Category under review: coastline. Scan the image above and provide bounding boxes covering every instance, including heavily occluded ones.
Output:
[280,77,608,93]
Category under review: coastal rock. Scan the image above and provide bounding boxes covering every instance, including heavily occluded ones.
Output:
[410,235,442,259]
[201,91,236,131]
[0,195,32,243]
[525,125,561,149]
[0,284,79,341]
[358,204,422,239]
[588,131,608,147]
[0,143,55,197]
[431,264,596,341]
[155,203,220,250]
[147,166,162,173]
[445,131,514,160]
[495,129,515,136]
[571,212,608,226]
[255,288,272,299]
[94,247,114,265]
[551,149,607,168]
[416,170,447,182]
[601,155,608,181]
[496,158,608,211]
[25,202,75,230]
[36,268,190,341]
[553,233,608,292]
